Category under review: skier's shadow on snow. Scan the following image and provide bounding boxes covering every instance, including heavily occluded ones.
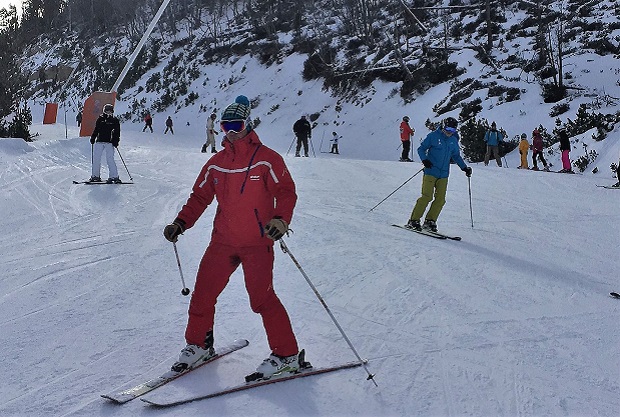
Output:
[457,237,608,291]
[203,379,322,416]
[83,185,123,206]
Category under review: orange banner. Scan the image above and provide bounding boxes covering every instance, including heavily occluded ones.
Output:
[79,91,116,137]
[43,103,58,124]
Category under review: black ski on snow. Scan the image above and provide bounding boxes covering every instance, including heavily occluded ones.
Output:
[141,359,366,407]
[392,224,461,241]
[596,185,620,189]
[610,292,620,299]
[73,180,134,185]
[101,339,249,404]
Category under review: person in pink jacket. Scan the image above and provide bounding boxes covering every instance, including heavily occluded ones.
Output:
[163,95,303,380]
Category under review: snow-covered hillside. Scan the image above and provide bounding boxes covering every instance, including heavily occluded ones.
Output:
[18,1,620,169]
[0,106,618,415]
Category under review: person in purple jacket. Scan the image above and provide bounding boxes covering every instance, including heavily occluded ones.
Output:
[531,129,549,171]
[405,117,472,233]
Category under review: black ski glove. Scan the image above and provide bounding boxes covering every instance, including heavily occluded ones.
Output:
[163,219,186,242]
[422,159,433,169]
[463,166,473,177]
[265,218,288,241]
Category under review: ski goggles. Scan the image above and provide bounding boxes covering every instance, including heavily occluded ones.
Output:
[444,126,457,133]
[220,120,246,133]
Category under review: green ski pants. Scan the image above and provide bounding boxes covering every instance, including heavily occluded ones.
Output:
[410,174,448,222]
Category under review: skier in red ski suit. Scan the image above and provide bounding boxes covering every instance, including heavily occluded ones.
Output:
[163,96,301,379]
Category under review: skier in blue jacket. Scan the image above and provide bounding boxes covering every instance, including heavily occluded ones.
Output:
[483,121,505,166]
[406,117,472,233]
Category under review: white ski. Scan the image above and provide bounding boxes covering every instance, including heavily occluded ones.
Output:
[101,339,249,404]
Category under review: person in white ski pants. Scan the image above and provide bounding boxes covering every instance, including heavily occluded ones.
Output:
[92,142,118,179]
[90,103,121,182]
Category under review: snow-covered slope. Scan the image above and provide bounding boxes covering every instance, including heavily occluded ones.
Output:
[0,112,618,416]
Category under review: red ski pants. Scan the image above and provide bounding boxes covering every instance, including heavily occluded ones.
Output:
[185,242,299,357]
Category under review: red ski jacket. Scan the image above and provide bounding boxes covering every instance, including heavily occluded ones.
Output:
[176,130,297,247]
[400,121,414,141]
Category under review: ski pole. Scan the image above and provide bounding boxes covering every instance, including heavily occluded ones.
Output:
[172,242,190,296]
[116,147,133,181]
[309,137,316,157]
[279,239,377,386]
[286,137,297,156]
[369,167,424,212]
[468,176,474,228]
[286,137,295,156]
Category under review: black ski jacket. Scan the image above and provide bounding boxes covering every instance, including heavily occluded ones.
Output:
[91,114,120,146]
[293,118,311,139]
[558,131,570,151]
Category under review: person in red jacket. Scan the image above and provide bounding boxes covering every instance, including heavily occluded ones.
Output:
[142,112,153,133]
[399,116,414,162]
[163,95,303,380]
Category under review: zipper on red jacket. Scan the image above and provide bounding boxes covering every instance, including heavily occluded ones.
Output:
[240,144,261,194]
[254,208,265,237]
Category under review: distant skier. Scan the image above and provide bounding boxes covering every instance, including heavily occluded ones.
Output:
[330,131,341,154]
[405,117,472,233]
[89,104,121,184]
[164,116,174,134]
[558,127,573,173]
[143,112,153,133]
[163,95,305,380]
[76,110,82,127]
[531,129,549,171]
[202,113,218,153]
[293,115,311,157]
[483,121,504,167]
[399,116,414,162]
[518,133,529,169]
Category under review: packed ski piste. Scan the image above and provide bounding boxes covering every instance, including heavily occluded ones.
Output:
[92,96,376,407]
[2,98,620,415]
[83,99,617,409]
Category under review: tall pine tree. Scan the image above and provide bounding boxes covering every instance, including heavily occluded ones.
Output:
[0,5,30,139]
[0,5,23,120]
